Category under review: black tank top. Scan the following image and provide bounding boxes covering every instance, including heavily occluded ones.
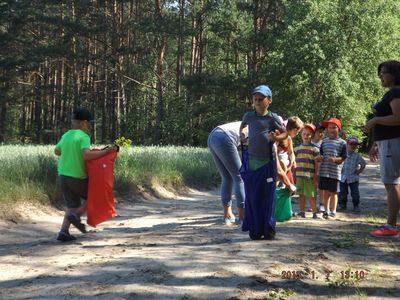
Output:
[372,87,400,141]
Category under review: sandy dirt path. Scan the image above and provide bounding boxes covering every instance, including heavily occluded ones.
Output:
[0,160,399,300]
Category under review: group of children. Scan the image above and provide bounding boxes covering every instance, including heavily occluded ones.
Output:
[57,86,367,242]
[239,85,367,239]
[280,117,366,220]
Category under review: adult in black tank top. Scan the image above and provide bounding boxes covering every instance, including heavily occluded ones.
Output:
[364,60,400,238]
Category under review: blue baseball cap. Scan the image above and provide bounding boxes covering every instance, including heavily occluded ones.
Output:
[252,85,272,97]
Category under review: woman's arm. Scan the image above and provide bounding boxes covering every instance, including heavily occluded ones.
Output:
[368,142,379,162]
[365,98,400,131]
[239,122,248,143]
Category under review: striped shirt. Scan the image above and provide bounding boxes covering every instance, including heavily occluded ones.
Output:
[319,137,347,180]
[294,144,320,179]
[340,151,366,183]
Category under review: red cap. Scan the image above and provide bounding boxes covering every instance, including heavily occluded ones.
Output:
[322,117,342,130]
[303,123,316,134]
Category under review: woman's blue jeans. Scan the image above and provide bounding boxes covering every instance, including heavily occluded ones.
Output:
[208,129,245,209]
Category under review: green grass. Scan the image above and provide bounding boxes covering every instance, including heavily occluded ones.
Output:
[266,288,295,299]
[114,145,218,191]
[0,145,218,204]
[355,207,387,225]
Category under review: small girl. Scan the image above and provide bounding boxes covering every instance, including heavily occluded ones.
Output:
[276,116,304,190]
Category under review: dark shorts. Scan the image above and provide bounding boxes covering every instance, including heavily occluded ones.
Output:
[318,176,339,193]
[58,175,88,208]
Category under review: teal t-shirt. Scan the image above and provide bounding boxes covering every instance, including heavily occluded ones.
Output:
[55,129,90,179]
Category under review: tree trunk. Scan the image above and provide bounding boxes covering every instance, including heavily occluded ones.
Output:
[154,0,166,144]
[176,0,185,96]
[34,71,43,143]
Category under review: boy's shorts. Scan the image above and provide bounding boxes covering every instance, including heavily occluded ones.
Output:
[58,175,88,208]
[377,137,400,184]
[318,176,339,193]
[296,177,315,197]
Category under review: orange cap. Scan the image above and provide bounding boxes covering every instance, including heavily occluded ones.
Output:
[321,117,342,130]
[303,123,316,134]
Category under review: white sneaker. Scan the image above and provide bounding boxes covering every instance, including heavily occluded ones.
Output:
[224,216,236,225]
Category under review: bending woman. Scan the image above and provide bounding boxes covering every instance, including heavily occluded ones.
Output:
[208,122,245,225]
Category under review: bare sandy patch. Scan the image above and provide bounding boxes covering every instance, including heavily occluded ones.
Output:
[0,160,399,299]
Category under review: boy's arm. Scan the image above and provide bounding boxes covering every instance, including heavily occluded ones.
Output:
[330,156,345,164]
[337,142,348,164]
[269,127,288,142]
[81,146,118,161]
[313,161,319,186]
[315,140,324,162]
[269,115,288,142]
[287,137,296,169]
[313,148,320,186]
[356,155,367,175]
[328,143,347,164]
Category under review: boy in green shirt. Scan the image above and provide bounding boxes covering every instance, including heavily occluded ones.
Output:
[55,108,118,242]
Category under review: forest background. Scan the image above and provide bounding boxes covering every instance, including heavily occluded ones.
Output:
[1,0,400,147]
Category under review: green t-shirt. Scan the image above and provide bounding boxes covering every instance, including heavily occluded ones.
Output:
[55,129,90,179]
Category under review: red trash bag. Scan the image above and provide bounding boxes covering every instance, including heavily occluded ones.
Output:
[86,150,118,227]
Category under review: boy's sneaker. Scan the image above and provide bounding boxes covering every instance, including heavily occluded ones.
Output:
[67,213,87,233]
[224,216,236,226]
[322,211,329,219]
[353,206,361,213]
[296,211,306,218]
[57,231,77,242]
[370,225,399,238]
[264,229,276,240]
[312,212,320,219]
[329,212,336,218]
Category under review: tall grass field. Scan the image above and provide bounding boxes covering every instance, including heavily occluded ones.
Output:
[0,145,218,205]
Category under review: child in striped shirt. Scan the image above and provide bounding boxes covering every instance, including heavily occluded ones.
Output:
[316,118,347,219]
[294,124,320,218]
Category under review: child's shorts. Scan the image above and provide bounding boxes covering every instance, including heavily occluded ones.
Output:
[58,175,88,208]
[318,176,339,193]
[296,177,315,197]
